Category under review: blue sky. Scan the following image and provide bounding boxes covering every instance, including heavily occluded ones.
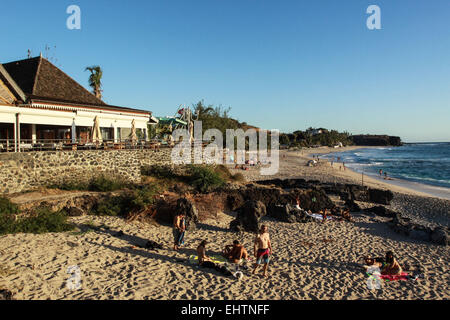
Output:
[1,0,449,142]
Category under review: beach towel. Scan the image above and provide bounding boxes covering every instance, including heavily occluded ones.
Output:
[306,212,334,221]
[379,272,410,282]
[188,255,228,265]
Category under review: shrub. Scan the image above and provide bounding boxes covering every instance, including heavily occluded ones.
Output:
[13,208,74,234]
[91,196,124,217]
[0,197,19,216]
[187,165,225,193]
[0,198,19,235]
[92,183,160,216]
[231,172,246,182]
[213,165,233,180]
[141,165,175,179]
[48,175,126,192]
[88,175,126,192]
[0,204,74,235]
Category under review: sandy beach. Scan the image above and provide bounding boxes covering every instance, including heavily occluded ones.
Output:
[0,149,449,300]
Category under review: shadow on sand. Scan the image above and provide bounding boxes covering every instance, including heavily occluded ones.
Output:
[77,224,232,278]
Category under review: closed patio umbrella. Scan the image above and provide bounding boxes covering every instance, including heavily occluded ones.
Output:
[129,119,138,145]
[91,116,103,145]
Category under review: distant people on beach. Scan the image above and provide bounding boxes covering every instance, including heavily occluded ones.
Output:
[320,209,330,223]
[223,240,249,263]
[341,208,352,222]
[384,172,388,180]
[379,169,383,177]
[295,198,303,210]
[173,212,186,251]
[252,225,272,278]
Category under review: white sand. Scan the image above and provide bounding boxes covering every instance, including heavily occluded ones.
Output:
[1,149,449,300]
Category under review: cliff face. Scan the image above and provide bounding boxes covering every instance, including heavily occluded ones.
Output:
[350,135,403,146]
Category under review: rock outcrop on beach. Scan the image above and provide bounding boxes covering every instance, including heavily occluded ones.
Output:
[153,197,199,230]
[267,204,315,223]
[255,179,394,205]
[363,205,398,217]
[0,289,13,300]
[225,184,334,216]
[350,135,403,146]
[176,198,199,230]
[230,200,267,232]
[430,227,449,246]
[387,211,449,246]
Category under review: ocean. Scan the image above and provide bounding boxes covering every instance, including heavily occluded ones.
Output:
[322,142,450,191]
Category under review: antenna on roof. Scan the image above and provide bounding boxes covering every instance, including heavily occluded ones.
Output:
[27,49,32,59]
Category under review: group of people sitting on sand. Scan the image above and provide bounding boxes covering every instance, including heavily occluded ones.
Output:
[172,208,420,281]
[364,251,406,276]
[173,211,273,278]
[196,225,272,278]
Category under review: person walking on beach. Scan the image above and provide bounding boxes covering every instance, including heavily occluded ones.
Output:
[252,225,272,278]
[379,169,383,177]
[173,212,186,251]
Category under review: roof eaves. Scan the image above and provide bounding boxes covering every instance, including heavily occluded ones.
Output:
[0,64,27,102]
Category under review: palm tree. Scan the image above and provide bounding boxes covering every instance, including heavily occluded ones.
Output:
[85,66,103,99]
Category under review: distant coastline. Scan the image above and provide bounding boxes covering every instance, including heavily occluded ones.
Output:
[314,144,450,200]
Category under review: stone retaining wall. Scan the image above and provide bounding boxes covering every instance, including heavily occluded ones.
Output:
[0,148,180,194]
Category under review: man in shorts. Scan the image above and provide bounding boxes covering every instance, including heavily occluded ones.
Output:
[173,212,186,251]
[252,225,272,278]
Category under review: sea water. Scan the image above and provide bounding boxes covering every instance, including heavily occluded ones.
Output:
[322,142,450,192]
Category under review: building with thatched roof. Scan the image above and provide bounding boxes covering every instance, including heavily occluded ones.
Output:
[0,56,157,151]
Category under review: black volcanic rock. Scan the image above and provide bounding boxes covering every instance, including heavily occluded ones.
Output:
[430,227,448,246]
[0,289,13,300]
[230,200,267,232]
[363,205,397,217]
[176,198,199,230]
[254,179,394,205]
[367,189,394,205]
[267,204,315,224]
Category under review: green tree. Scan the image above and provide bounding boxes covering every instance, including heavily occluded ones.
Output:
[85,65,103,99]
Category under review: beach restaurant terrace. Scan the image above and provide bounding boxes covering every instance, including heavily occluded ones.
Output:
[0,56,158,152]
